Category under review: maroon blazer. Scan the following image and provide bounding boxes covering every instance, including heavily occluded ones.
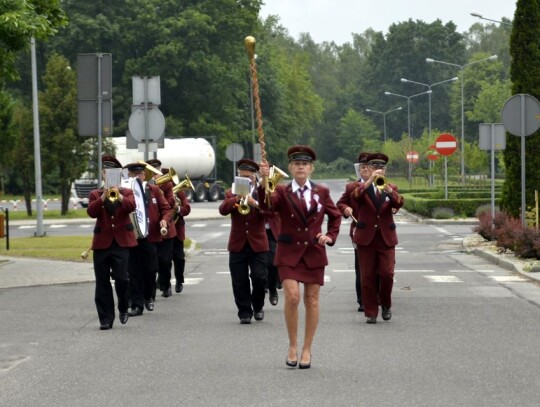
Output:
[87,188,138,249]
[259,182,341,268]
[351,182,404,247]
[173,190,191,241]
[146,183,172,243]
[219,189,269,253]
[336,181,359,240]
[264,211,281,240]
[157,182,177,240]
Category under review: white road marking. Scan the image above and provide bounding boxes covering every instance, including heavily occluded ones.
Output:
[425,276,463,283]
[333,269,354,273]
[49,224,67,229]
[490,276,526,282]
[396,269,435,273]
[217,271,230,275]
[183,277,204,285]
[191,223,207,228]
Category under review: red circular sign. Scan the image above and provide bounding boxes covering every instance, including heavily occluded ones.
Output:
[406,151,419,163]
[435,133,458,156]
[427,153,440,161]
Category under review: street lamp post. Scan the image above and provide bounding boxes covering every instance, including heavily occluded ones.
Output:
[470,12,512,26]
[426,55,498,183]
[384,90,432,182]
[365,106,402,142]
[400,76,458,186]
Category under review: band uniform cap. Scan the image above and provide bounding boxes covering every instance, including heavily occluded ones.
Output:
[125,162,146,173]
[358,152,370,164]
[161,167,170,175]
[287,145,316,162]
[102,155,122,169]
[146,158,162,168]
[237,158,259,172]
[367,153,389,165]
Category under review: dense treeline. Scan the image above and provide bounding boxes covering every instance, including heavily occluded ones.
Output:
[2,0,531,217]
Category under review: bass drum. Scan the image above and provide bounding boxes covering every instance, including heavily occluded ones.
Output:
[122,177,148,238]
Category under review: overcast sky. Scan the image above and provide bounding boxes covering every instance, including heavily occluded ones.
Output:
[260,0,516,45]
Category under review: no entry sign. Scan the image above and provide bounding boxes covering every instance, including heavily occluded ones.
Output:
[435,133,458,156]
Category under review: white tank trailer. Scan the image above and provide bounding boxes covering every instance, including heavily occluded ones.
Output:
[74,137,224,204]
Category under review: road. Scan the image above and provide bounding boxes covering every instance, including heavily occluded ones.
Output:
[1,180,540,406]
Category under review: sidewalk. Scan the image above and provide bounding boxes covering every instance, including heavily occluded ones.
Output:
[1,209,539,289]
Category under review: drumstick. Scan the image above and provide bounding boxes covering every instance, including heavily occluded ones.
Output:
[350,214,358,224]
[81,246,92,260]
[160,226,168,236]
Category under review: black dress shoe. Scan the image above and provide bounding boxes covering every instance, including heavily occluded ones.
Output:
[119,312,129,324]
[175,282,183,293]
[144,300,154,311]
[382,306,392,321]
[162,287,172,298]
[128,307,143,317]
[239,316,252,324]
[366,316,377,324]
[269,291,278,306]
[100,322,112,330]
[254,311,264,321]
[357,303,364,312]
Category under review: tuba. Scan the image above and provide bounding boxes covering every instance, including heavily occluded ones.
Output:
[267,165,288,192]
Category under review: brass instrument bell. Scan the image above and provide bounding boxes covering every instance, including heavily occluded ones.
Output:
[172,174,195,194]
[155,167,180,186]
[106,187,120,203]
[238,195,251,215]
[137,160,163,182]
[374,175,387,191]
[267,165,288,192]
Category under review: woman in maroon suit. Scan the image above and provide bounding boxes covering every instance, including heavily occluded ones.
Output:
[351,153,404,324]
[87,156,138,330]
[259,146,341,369]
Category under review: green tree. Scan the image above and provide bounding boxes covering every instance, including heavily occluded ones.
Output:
[39,54,89,214]
[0,0,66,85]
[336,109,381,161]
[501,0,540,217]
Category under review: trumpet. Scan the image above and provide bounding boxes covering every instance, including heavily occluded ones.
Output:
[81,246,92,260]
[267,165,288,192]
[106,187,120,203]
[237,195,251,215]
[374,175,387,191]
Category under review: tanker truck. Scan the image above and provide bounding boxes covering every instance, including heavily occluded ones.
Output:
[74,137,224,205]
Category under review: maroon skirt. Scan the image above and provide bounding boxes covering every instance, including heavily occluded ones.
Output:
[278,257,325,286]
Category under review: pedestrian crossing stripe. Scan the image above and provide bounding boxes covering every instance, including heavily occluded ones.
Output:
[183,277,204,285]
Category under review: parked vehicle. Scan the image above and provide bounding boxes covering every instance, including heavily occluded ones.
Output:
[73,137,224,204]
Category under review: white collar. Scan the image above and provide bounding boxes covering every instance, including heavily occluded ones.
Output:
[292,179,312,193]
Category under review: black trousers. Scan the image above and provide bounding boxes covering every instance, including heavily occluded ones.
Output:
[172,238,185,284]
[229,243,268,319]
[128,238,158,308]
[266,229,279,293]
[354,247,363,305]
[156,238,174,290]
[93,240,130,325]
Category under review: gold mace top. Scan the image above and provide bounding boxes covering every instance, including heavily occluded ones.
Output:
[244,36,256,60]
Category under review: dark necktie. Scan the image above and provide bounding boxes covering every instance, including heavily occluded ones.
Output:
[298,186,308,215]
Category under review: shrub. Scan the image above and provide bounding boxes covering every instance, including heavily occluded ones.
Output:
[495,215,523,253]
[431,207,454,219]
[513,227,540,259]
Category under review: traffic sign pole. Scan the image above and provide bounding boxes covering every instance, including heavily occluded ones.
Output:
[435,133,458,200]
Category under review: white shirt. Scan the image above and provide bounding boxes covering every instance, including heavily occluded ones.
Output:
[292,179,312,211]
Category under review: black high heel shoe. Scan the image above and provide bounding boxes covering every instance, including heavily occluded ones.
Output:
[286,358,298,367]
[299,354,311,369]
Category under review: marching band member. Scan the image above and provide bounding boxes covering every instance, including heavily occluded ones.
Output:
[87,155,137,330]
[219,158,269,324]
[258,145,341,369]
[171,184,191,294]
[350,153,404,324]
[146,159,179,298]
[125,162,171,317]
[336,152,370,312]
